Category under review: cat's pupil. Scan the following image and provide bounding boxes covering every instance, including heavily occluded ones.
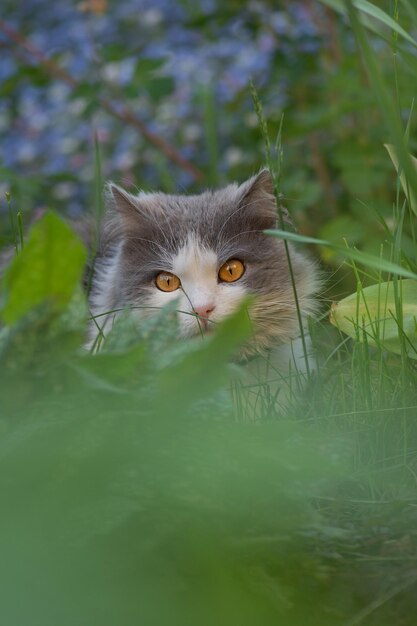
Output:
[88,172,318,357]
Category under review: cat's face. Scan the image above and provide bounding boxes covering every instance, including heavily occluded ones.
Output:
[103,170,318,356]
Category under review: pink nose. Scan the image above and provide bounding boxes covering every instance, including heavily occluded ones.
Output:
[193,304,216,319]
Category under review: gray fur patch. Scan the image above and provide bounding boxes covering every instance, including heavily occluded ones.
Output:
[89,170,320,355]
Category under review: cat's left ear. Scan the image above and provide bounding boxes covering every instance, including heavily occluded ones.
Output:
[238,169,290,229]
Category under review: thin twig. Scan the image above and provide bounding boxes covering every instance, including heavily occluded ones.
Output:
[0,18,204,182]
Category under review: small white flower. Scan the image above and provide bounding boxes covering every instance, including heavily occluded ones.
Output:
[244,112,259,128]
[141,9,163,27]
[54,182,76,199]
[183,124,201,142]
[225,147,244,167]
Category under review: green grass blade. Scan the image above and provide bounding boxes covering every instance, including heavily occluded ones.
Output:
[5,191,18,256]
[17,211,24,252]
[353,0,417,47]
[384,143,417,214]
[266,228,417,279]
[264,229,328,246]
[399,0,417,26]
[86,131,104,296]
[200,84,220,186]
[343,0,417,216]
[330,279,417,359]
[321,0,417,47]
[250,82,311,376]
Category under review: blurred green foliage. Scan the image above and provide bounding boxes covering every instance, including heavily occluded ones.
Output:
[0,212,344,626]
[1,2,417,624]
[1,198,417,626]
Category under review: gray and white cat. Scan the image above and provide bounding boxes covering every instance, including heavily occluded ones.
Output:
[89,170,319,375]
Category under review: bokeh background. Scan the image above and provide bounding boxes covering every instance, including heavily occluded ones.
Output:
[1,5,417,624]
[1,0,415,292]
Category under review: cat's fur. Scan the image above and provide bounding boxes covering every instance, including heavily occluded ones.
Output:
[88,170,320,368]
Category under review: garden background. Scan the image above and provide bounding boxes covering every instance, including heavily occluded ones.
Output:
[1,1,417,625]
[2,0,415,295]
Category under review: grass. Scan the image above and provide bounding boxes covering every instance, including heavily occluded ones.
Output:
[2,178,416,626]
[1,2,417,625]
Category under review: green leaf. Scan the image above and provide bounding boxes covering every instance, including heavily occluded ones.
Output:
[133,57,166,80]
[266,229,417,279]
[155,301,252,413]
[335,246,417,278]
[264,229,328,246]
[1,212,87,325]
[321,0,417,48]
[146,76,175,101]
[400,0,417,27]
[319,215,364,264]
[341,0,417,217]
[384,143,417,213]
[329,279,417,358]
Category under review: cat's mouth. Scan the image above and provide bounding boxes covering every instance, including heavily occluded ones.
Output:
[194,318,215,333]
[186,315,217,337]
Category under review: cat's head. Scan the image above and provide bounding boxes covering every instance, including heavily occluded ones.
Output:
[102,170,319,356]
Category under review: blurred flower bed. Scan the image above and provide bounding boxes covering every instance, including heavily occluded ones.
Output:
[1,0,416,290]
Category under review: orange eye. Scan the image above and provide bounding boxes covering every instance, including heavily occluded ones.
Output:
[155,271,181,292]
[218,259,245,283]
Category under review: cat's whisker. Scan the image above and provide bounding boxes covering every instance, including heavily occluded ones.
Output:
[88,304,218,322]
[179,284,206,338]
[161,210,177,250]
[215,197,266,243]
[149,212,175,251]
[218,229,264,256]
[126,198,174,252]
[123,235,169,256]
[144,215,174,252]
[88,170,320,395]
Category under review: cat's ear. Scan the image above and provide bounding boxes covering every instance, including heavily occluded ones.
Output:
[106,183,161,229]
[237,169,276,229]
[106,183,141,221]
[238,169,290,229]
[240,169,275,197]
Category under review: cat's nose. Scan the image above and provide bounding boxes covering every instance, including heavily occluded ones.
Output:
[193,303,216,319]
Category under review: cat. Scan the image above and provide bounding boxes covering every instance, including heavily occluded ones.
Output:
[88,169,320,387]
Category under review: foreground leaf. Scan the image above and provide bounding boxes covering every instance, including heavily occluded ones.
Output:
[329,279,417,358]
[320,0,417,48]
[1,212,86,325]
[266,229,417,279]
[385,143,417,213]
